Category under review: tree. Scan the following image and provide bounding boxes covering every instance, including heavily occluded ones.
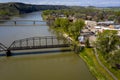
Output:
[54,18,61,28]
[115,11,120,24]
[85,38,90,48]
[60,18,70,32]
[95,30,120,57]
[108,49,120,68]
[69,19,85,40]
[0,10,9,15]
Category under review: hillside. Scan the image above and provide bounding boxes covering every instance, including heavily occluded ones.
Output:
[0,2,68,20]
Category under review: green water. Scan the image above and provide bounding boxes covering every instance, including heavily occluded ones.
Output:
[0,11,96,80]
[0,52,95,80]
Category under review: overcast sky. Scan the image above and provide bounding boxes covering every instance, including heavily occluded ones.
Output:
[0,0,120,7]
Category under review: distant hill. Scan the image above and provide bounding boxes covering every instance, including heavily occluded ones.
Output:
[97,6,120,11]
[0,2,69,19]
[106,7,120,11]
[1,2,119,20]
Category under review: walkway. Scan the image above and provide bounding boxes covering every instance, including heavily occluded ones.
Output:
[82,28,118,80]
[94,48,118,80]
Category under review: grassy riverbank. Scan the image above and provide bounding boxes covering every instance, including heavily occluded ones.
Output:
[98,51,120,79]
[50,27,117,79]
[50,26,115,80]
[42,12,118,80]
[79,48,114,80]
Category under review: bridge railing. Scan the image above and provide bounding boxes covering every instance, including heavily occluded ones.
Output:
[8,36,71,50]
[0,20,47,26]
[0,43,7,52]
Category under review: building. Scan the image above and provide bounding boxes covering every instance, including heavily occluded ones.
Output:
[109,25,120,29]
[94,25,120,36]
[85,20,97,28]
[78,36,85,44]
[97,21,114,26]
[68,16,76,22]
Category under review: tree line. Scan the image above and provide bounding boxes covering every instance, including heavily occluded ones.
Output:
[0,2,68,20]
[95,30,120,68]
[42,7,120,69]
[43,7,120,24]
[51,18,85,41]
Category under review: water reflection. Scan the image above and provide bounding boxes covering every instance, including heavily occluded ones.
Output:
[0,12,55,47]
[0,11,96,80]
[0,52,96,80]
[0,48,71,57]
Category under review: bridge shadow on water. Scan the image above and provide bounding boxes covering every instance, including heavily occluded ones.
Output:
[0,48,72,57]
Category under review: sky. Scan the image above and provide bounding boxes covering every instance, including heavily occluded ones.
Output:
[0,0,120,7]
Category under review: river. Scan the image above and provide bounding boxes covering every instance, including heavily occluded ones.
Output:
[0,11,96,80]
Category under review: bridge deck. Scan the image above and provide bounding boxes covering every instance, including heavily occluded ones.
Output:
[9,44,70,50]
[0,20,47,26]
[0,24,47,26]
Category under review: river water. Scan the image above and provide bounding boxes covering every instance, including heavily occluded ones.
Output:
[0,11,96,80]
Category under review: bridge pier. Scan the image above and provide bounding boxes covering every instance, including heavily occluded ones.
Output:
[6,50,12,57]
[14,21,16,26]
[33,21,35,25]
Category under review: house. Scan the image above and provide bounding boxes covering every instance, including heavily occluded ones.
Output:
[59,14,66,19]
[94,25,120,36]
[109,25,120,29]
[97,21,114,26]
[68,16,76,22]
[78,36,85,44]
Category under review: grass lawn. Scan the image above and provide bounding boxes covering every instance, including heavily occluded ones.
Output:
[98,52,120,80]
[79,48,114,80]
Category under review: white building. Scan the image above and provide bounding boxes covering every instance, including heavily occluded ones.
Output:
[97,21,114,26]
[94,25,120,36]
[78,36,85,43]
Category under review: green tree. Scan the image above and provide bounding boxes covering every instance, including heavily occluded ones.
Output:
[53,18,70,30]
[68,19,85,40]
[54,18,61,28]
[95,30,120,57]
[115,11,120,24]
[85,38,90,48]
[0,10,9,15]
[106,49,120,68]
[60,18,70,32]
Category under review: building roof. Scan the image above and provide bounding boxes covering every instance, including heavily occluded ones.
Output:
[113,25,120,29]
[98,21,114,25]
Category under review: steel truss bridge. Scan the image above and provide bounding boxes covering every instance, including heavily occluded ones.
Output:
[0,36,71,56]
[0,20,47,26]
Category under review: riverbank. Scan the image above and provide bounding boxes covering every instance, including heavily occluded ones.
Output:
[42,12,120,80]
[62,32,115,80]
[49,25,116,80]
[80,48,115,80]
[97,51,120,79]
[0,11,97,80]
